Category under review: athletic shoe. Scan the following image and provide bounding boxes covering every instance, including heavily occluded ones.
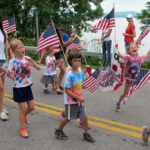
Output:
[0,112,8,121]
[55,129,68,140]
[59,86,64,91]
[115,102,121,112]
[44,89,50,94]
[56,88,63,95]
[20,128,28,138]
[25,115,29,124]
[83,133,95,143]
[142,126,149,144]
[60,111,65,118]
[3,109,9,115]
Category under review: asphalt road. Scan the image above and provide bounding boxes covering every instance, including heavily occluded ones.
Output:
[1,66,150,150]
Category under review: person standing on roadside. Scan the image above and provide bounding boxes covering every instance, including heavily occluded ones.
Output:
[101,28,112,69]
[123,14,136,52]
[0,16,10,121]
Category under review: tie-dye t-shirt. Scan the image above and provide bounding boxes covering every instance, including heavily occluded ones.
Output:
[8,56,32,88]
[123,54,147,81]
[64,71,85,104]
[43,56,56,75]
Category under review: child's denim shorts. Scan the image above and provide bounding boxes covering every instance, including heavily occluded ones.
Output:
[0,60,6,66]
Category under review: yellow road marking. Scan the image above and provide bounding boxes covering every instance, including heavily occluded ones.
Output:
[4,93,142,131]
[4,94,144,139]
[4,93,64,111]
[88,115,142,132]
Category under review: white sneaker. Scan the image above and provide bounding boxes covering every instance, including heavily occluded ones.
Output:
[56,88,63,95]
[3,109,9,115]
[0,112,8,121]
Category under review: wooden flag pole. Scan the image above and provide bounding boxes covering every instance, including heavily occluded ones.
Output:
[80,48,88,66]
[51,20,69,65]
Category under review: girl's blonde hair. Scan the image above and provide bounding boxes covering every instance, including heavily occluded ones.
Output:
[45,47,54,56]
[10,39,23,52]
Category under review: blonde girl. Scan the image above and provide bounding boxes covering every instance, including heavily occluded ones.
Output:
[8,39,40,138]
[116,43,150,111]
[40,47,62,94]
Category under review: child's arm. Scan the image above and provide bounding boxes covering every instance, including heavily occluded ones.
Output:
[7,72,15,79]
[27,58,41,70]
[65,88,85,103]
[118,50,123,59]
[48,59,55,65]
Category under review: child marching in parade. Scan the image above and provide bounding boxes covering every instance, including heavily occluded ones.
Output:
[115,43,150,112]
[55,50,95,143]
[8,39,40,138]
[40,47,62,94]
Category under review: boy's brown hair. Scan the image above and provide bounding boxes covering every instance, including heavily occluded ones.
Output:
[67,49,82,66]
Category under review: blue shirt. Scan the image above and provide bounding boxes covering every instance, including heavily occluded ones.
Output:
[62,33,69,42]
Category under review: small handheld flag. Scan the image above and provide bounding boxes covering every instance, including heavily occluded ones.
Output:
[66,36,82,51]
[136,24,150,46]
[36,23,61,53]
[2,17,16,34]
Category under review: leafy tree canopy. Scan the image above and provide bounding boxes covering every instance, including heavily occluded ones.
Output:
[136,1,150,28]
[0,0,103,40]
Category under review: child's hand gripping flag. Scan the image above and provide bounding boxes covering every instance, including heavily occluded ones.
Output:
[83,68,104,92]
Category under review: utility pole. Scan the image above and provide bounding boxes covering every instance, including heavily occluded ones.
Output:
[33,6,39,42]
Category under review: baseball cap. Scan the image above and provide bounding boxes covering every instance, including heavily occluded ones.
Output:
[126,14,133,19]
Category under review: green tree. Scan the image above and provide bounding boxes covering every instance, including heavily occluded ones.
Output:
[136,1,150,27]
[0,0,103,42]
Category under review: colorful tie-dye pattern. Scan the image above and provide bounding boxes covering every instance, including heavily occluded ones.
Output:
[64,71,85,104]
[8,56,32,87]
[123,54,147,81]
[43,56,56,75]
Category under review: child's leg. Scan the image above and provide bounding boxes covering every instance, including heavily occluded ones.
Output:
[80,116,88,133]
[18,102,27,129]
[58,118,70,130]
[52,82,56,90]
[45,84,48,89]
[26,100,35,115]
[118,86,130,104]
[55,82,63,94]
[0,77,4,113]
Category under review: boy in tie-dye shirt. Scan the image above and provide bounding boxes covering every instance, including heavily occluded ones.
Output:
[55,50,95,143]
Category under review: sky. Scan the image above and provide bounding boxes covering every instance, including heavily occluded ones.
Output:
[97,0,149,12]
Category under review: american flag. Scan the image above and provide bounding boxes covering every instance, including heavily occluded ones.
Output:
[93,8,115,31]
[83,68,104,92]
[136,24,150,46]
[66,36,82,51]
[99,44,124,92]
[36,23,61,53]
[2,17,16,34]
[123,69,150,104]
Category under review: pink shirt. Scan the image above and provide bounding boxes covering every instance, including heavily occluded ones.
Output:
[123,54,146,81]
